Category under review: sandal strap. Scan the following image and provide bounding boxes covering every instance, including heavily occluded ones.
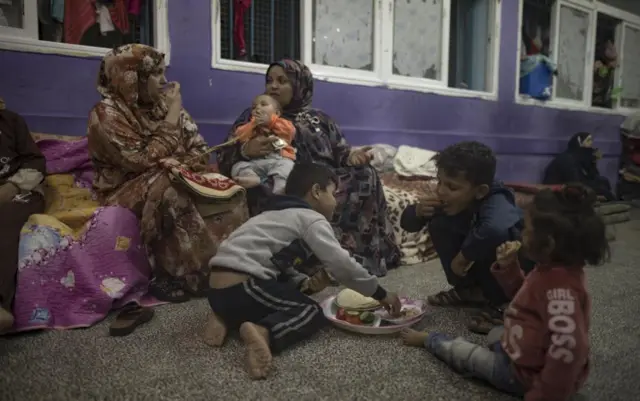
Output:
[151,277,185,292]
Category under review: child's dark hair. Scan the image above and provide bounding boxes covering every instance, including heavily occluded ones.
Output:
[432,141,496,186]
[527,183,609,266]
[284,162,338,197]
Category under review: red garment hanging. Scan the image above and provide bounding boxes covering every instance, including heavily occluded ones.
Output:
[64,0,130,45]
[233,0,252,59]
[128,0,143,16]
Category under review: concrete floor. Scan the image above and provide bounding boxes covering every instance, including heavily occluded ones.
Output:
[1,219,639,401]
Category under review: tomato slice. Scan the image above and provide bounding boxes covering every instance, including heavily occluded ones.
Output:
[345,314,362,325]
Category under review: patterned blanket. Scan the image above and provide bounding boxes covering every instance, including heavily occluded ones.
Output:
[12,138,157,332]
[381,173,437,265]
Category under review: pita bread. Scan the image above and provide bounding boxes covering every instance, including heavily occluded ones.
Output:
[335,289,380,311]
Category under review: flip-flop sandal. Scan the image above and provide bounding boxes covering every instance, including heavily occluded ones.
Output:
[182,274,210,299]
[467,316,499,335]
[467,305,505,334]
[149,277,191,303]
[109,305,155,337]
[427,287,488,308]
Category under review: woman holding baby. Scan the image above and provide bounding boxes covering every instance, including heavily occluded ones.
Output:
[217,59,400,277]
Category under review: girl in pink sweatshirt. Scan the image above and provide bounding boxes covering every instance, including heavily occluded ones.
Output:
[401,183,609,401]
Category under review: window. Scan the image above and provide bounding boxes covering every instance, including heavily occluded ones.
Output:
[0,0,169,60]
[212,0,501,98]
[218,0,300,63]
[517,0,640,112]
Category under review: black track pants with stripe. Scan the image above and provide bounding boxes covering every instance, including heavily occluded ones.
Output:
[208,277,327,353]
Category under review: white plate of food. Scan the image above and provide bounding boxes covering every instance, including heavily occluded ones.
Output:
[321,292,428,335]
[374,298,428,324]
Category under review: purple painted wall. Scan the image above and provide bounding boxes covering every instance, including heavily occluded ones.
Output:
[0,0,624,183]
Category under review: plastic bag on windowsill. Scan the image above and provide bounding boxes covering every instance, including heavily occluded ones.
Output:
[519,55,557,101]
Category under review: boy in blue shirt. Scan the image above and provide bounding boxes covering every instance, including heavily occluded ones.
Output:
[401,141,532,332]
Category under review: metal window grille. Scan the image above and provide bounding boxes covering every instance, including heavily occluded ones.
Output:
[220,0,300,64]
[129,0,155,46]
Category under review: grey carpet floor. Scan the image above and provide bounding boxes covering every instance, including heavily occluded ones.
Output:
[2,219,640,401]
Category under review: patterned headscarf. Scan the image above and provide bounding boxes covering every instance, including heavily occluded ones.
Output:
[96,44,168,121]
[266,59,314,117]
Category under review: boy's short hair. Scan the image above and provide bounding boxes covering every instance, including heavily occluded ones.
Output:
[284,162,338,197]
[432,141,496,186]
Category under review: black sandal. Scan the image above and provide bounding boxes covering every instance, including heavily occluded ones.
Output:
[182,273,211,299]
[109,305,155,337]
[467,305,505,334]
[149,277,191,303]
[427,287,488,308]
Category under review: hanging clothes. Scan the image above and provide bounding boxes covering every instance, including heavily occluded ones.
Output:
[64,0,129,45]
[38,0,54,24]
[233,0,251,59]
[592,40,618,108]
[128,0,142,16]
[97,3,115,35]
[37,0,64,42]
[51,0,64,22]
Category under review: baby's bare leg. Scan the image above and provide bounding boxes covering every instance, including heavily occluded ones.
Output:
[202,312,228,347]
[239,322,273,380]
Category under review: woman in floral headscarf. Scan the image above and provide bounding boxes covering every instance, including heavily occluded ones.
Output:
[88,44,240,305]
[217,60,400,276]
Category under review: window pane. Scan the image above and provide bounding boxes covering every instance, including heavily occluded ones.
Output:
[621,25,640,108]
[521,0,552,58]
[592,13,620,108]
[448,0,493,91]
[33,0,155,48]
[555,5,589,101]
[220,0,300,64]
[0,0,23,29]
[312,0,374,71]
[393,0,443,80]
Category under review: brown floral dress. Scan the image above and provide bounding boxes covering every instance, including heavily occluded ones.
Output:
[87,44,247,299]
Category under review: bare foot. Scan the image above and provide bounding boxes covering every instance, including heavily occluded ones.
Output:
[235,176,261,188]
[239,322,272,380]
[0,307,14,333]
[400,328,428,347]
[305,269,332,294]
[202,312,227,347]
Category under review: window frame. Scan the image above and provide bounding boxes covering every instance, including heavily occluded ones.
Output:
[515,0,640,115]
[0,0,171,63]
[617,21,640,110]
[0,0,38,39]
[210,0,501,100]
